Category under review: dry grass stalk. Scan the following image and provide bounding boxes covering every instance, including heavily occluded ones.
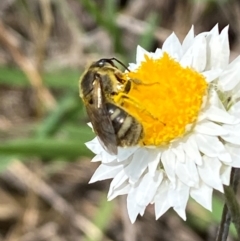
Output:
[6,161,113,241]
[0,19,55,111]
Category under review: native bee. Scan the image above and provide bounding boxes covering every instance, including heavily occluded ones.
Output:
[79,58,143,155]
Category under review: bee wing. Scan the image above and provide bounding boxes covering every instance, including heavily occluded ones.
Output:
[86,77,118,155]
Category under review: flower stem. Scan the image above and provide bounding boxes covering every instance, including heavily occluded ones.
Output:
[223,187,240,238]
[215,168,240,241]
[216,168,240,241]
[215,204,231,241]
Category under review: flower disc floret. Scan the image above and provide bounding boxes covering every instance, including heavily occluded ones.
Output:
[120,53,208,146]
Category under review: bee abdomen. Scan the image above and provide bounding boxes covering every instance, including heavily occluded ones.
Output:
[107,103,143,146]
[120,118,142,146]
[117,116,132,138]
[108,104,125,133]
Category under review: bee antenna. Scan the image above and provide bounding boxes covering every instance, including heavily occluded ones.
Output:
[110,58,131,72]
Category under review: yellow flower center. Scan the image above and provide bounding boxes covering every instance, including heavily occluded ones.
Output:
[115,53,208,146]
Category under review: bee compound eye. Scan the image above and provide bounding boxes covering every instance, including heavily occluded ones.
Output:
[98,59,105,67]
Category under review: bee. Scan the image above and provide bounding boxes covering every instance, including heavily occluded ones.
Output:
[79,58,143,155]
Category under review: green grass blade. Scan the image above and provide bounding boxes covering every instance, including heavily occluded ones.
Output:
[83,196,114,241]
[0,67,80,89]
[80,0,123,53]
[0,139,93,159]
[80,0,107,28]
[36,95,83,138]
[139,13,159,50]
[0,155,18,172]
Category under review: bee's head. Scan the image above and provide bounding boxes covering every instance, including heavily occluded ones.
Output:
[92,58,130,72]
[94,58,115,68]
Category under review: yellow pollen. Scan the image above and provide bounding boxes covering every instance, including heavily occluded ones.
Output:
[118,53,208,146]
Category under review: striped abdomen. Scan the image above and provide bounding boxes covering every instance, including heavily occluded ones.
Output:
[106,102,143,146]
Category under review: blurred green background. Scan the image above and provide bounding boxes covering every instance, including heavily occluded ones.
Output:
[0,0,239,240]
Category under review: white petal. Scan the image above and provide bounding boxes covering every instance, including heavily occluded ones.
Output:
[195,134,231,163]
[127,188,146,223]
[219,26,230,68]
[229,101,240,116]
[172,144,185,163]
[202,69,222,83]
[108,182,130,200]
[195,31,209,39]
[206,33,222,70]
[85,137,103,155]
[108,170,128,195]
[220,165,232,186]
[136,45,150,64]
[182,25,194,54]
[148,149,162,176]
[161,149,176,186]
[181,35,206,71]
[218,55,240,91]
[195,120,228,136]
[221,124,240,145]
[154,180,172,219]
[162,32,182,60]
[219,151,232,164]
[195,134,221,157]
[86,138,117,163]
[208,88,226,110]
[198,156,223,192]
[135,171,163,207]
[169,181,190,220]
[153,48,163,59]
[91,154,102,162]
[117,146,139,161]
[175,156,199,187]
[179,48,193,67]
[191,36,207,71]
[87,122,93,128]
[231,83,240,96]
[203,106,239,124]
[128,63,138,71]
[190,182,213,211]
[210,24,219,35]
[89,163,123,183]
[101,151,118,163]
[124,148,149,183]
[183,135,202,166]
[225,144,240,167]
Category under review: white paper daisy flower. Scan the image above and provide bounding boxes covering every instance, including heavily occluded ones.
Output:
[86,25,240,223]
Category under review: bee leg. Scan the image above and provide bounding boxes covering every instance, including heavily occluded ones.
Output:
[114,69,123,77]
[114,93,166,126]
[131,79,142,84]
[114,93,157,119]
